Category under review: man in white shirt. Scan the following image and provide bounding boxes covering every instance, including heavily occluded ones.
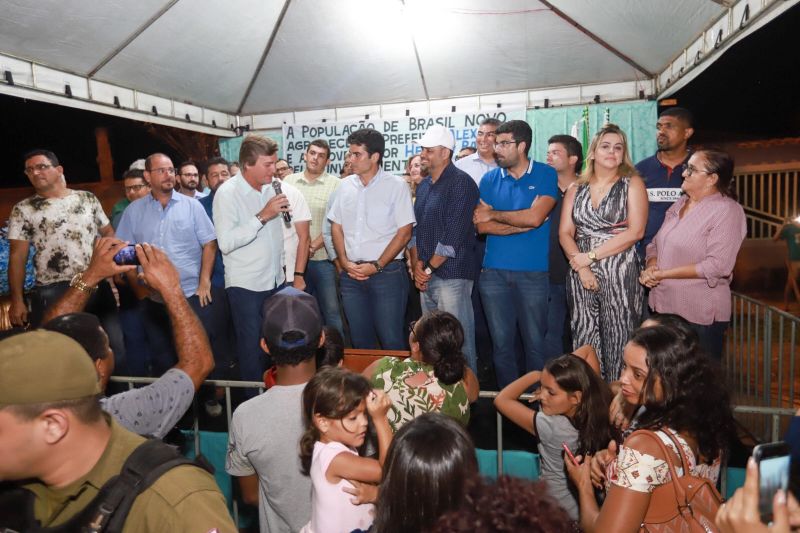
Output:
[328,128,415,349]
[212,135,291,392]
[455,117,500,185]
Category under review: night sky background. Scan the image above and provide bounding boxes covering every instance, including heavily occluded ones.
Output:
[1,2,798,188]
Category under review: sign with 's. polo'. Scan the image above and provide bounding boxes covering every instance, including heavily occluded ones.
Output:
[282,109,525,176]
[647,188,683,202]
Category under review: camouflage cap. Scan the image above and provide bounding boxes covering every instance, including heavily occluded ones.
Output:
[0,330,101,407]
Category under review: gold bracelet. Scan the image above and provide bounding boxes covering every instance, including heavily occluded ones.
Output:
[70,272,98,294]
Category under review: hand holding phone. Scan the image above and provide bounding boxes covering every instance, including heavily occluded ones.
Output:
[113,244,140,266]
[563,442,580,467]
[753,441,791,524]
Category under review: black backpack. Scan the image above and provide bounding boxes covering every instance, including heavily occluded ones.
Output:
[0,439,213,533]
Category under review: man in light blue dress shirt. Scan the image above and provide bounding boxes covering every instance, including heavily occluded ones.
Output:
[212,135,292,393]
[116,153,217,376]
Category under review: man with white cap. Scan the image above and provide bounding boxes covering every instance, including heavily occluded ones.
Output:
[409,125,480,373]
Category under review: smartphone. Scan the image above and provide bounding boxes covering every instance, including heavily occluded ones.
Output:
[562,442,580,466]
[752,441,791,524]
[113,244,139,266]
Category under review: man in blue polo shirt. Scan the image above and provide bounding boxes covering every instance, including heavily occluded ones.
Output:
[472,120,558,388]
[635,107,694,256]
[116,152,217,376]
[410,125,480,372]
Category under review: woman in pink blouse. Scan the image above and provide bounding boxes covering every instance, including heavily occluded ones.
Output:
[639,149,746,359]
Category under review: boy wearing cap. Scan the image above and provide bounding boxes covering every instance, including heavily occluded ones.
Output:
[225,287,323,533]
[0,331,236,532]
[409,124,481,373]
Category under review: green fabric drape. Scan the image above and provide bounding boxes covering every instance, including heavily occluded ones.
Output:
[219,131,283,164]
[527,100,657,165]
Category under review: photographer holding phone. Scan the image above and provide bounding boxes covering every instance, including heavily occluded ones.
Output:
[41,238,214,438]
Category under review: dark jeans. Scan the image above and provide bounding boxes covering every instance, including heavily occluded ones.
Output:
[31,280,126,370]
[227,284,285,397]
[543,281,571,361]
[689,320,729,361]
[479,269,549,389]
[141,286,235,379]
[118,296,153,377]
[340,261,409,349]
[305,260,344,337]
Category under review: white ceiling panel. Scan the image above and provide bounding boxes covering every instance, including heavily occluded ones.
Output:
[0,0,787,117]
[97,0,284,111]
[0,0,167,73]
[240,0,425,114]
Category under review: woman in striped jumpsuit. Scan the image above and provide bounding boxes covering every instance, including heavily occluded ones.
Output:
[559,124,648,380]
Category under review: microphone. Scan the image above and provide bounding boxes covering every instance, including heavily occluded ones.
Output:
[272,180,292,226]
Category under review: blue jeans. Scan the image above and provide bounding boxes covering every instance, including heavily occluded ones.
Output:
[420,276,477,373]
[543,282,569,361]
[305,260,344,337]
[689,320,729,361]
[479,269,549,388]
[340,261,408,349]
[119,297,153,377]
[227,284,285,397]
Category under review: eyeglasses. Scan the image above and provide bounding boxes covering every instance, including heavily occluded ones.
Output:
[24,163,54,175]
[180,172,199,178]
[124,184,148,192]
[684,165,711,177]
[149,167,176,176]
[494,140,519,150]
[408,320,417,338]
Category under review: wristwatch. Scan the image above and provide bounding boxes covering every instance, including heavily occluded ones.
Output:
[70,272,98,294]
[370,261,384,273]
[255,213,266,225]
[423,262,437,276]
[588,250,597,263]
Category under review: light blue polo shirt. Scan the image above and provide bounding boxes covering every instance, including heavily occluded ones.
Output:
[116,190,216,297]
[479,160,558,272]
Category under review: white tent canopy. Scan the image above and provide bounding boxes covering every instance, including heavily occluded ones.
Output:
[0,0,794,134]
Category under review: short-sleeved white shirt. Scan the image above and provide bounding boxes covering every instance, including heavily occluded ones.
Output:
[327,170,415,262]
[278,181,312,282]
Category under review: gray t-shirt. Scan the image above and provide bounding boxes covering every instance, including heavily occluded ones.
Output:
[535,411,580,520]
[100,368,195,439]
[226,383,311,533]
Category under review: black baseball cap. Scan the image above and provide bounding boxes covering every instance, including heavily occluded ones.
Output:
[260,287,322,349]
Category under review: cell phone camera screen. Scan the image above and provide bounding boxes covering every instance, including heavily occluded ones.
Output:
[758,455,790,522]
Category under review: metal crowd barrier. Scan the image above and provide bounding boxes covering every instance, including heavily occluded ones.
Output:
[727,291,799,441]
[110,376,795,523]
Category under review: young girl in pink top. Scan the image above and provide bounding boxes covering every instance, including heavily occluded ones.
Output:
[300,367,392,533]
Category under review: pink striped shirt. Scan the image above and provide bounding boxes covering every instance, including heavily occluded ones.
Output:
[645,193,746,325]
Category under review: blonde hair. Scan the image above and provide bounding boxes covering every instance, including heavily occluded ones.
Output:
[578,123,636,184]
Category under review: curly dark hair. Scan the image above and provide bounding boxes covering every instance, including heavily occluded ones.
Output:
[413,311,467,385]
[299,367,372,474]
[429,476,573,532]
[630,325,736,463]
[545,354,614,455]
[372,413,478,533]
